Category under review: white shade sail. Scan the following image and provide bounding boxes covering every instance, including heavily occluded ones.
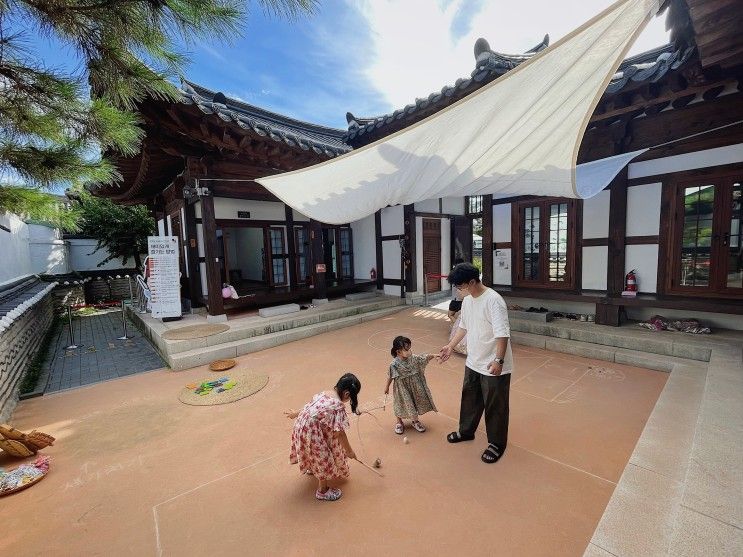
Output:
[257,0,660,224]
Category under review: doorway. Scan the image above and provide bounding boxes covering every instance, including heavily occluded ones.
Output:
[423,219,442,293]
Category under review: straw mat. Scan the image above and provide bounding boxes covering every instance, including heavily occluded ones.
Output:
[178,372,268,406]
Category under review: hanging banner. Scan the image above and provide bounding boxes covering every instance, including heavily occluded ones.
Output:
[147,236,181,319]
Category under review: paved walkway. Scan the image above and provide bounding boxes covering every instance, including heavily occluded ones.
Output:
[44,307,164,392]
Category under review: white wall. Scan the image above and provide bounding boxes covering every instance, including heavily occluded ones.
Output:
[493,204,511,242]
[380,205,403,235]
[382,240,401,280]
[351,214,376,281]
[582,190,610,238]
[293,209,310,222]
[625,244,659,293]
[582,246,608,290]
[628,143,743,179]
[626,183,661,236]
[213,198,285,221]
[414,199,439,213]
[68,239,138,271]
[442,197,464,215]
[28,224,69,275]
[0,212,31,284]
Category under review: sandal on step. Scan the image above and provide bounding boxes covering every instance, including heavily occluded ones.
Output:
[412,421,426,433]
[316,487,342,501]
[446,431,475,443]
[481,443,502,464]
[394,423,404,435]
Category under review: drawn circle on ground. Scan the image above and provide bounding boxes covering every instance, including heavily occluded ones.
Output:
[162,324,229,340]
[178,372,269,406]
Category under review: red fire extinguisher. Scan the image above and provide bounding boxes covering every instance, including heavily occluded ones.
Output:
[625,269,637,292]
[370,268,377,281]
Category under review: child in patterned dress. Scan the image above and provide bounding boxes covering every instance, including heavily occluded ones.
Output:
[384,336,438,435]
[285,373,361,502]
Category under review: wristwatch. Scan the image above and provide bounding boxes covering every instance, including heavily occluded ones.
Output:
[493,357,505,365]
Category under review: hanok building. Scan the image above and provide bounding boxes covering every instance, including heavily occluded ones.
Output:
[93,0,743,328]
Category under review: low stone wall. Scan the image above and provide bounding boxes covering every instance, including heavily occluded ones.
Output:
[0,294,54,421]
[85,276,136,303]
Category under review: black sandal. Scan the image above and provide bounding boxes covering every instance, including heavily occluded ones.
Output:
[447,431,475,443]
[481,444,502,463]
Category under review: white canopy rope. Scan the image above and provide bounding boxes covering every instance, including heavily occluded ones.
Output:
[257,0,661,224]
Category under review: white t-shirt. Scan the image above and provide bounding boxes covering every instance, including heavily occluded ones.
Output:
[459,288,513,376]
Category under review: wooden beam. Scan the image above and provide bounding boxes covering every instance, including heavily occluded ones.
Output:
[200,193,225,317]
[285,204,297,288]
[403,204,416,292]
[606,170,628,296]
[481,194,493,286]
[374,211,383,290]
[309,219,327,299]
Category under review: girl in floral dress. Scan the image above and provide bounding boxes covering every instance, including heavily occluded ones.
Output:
[384,336,437,435]
[285,373,361,502]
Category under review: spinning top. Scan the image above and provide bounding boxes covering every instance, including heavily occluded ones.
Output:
[373,458,382,468]
[403,436,409,444]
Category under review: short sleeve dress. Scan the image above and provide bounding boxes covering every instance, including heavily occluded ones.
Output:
[389,355,437,419]
[289,392,351,480]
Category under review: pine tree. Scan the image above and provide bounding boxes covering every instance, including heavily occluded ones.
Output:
[0,0,317,226]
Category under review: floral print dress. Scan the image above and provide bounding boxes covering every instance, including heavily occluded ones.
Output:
[389,355,437,419]
[289,392,350,480]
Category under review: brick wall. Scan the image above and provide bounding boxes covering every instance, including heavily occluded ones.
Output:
[0,294,54,421]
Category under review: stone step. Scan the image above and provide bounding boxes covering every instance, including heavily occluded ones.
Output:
[510,331,699,372]
[155,297,404,357]
[168,305,406,370]
[510,317,712,363]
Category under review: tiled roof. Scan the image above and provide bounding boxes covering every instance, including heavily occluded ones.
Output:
[345,38,695,142]
[181,81,351,157]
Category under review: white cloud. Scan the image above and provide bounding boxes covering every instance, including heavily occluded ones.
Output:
[352,0,670,110]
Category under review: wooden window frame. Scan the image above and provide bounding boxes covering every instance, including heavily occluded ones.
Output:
[265,226,289,287]
[337,227,354,281]
[293,225,311,285]
[511,197,579,290]
[664,166,743,298]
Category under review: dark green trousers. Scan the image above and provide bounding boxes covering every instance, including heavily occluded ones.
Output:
[459,367,511,451]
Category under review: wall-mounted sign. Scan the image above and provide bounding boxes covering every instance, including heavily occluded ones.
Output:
[315,264,326,273]
[147,236,181,319]
[237,211,251,219]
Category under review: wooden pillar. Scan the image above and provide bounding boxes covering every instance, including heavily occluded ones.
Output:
[607,169,628,296]
[285,205,297,288]
[403,204,416,292]
[200,192,225,319]
[183,200,202,307]
[481,194,493,286]
[374,211,383,290]
[309,219,327,300]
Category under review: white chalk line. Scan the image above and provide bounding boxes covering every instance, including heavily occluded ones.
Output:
[152,450,285,556]
[436,411,616,486]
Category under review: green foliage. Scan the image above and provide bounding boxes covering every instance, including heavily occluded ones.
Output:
[74,190,154,268]
[0,185,78,228]
[0,0,316,215]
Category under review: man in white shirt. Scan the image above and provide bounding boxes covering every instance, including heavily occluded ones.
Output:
[439,263,513,463]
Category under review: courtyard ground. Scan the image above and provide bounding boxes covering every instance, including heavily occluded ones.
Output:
[1,308,667,556]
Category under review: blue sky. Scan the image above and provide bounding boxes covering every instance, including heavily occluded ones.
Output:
[25,0,670,130]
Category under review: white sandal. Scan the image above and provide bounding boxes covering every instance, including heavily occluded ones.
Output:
[316,487,342,501]
[394,423,404,435]
[412,421,426,433]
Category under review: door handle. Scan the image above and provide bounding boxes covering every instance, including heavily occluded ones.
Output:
[722,232,730,247]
